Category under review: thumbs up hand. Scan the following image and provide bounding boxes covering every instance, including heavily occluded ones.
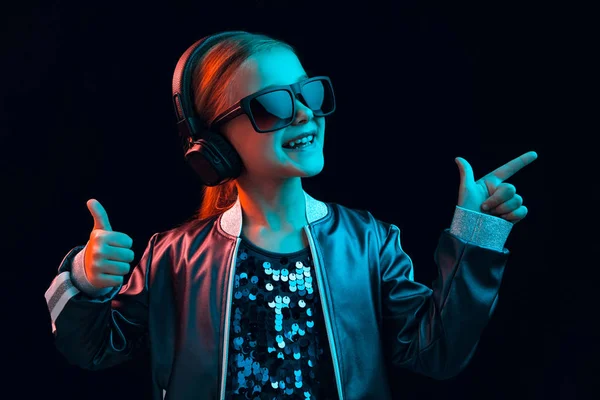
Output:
[83,199,135,289]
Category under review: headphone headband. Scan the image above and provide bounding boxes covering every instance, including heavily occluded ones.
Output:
[172,31,247,141]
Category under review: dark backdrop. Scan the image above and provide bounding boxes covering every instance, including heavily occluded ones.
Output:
[3,1,567,399]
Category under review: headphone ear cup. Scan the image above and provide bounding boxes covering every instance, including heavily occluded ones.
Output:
[184,130,243,186]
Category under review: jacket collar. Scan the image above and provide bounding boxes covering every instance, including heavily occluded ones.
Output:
[219,191,328,238]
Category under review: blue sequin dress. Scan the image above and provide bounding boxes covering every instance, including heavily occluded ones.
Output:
[224,236,338,400]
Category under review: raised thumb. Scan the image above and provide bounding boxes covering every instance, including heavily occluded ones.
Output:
[87,199,113,231]
[454,157,475,186]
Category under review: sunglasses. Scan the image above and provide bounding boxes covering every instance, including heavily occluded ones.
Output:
[210,76,336,133]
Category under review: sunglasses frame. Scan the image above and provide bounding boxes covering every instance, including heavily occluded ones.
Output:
[210,76,335,133]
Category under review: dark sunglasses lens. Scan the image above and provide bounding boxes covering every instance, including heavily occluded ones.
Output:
[249,90,294,132]
[302,79,335,116]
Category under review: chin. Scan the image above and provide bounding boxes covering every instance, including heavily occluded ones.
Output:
[278,145,325,178]
[279,158,324,179]
[296,159,325,178]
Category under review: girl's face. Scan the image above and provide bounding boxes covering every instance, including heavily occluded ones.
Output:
[220,47,326,182]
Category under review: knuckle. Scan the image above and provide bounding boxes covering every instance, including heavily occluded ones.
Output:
[90,277,104,288]
[95,245,107,257]
[91,265,103,277]
[92,250,103,262]
[96,281,109,289]
[94,230,106,242]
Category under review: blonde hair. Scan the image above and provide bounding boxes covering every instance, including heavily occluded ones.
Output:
[190,32,295,221]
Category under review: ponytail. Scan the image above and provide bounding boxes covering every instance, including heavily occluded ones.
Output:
[196,181,238,221]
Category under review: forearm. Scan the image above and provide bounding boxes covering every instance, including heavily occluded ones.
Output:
[385,206,512,379]
[44,241,150,370]
[415,229,509,379]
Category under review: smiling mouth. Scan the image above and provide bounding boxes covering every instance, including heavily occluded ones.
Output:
[282,134,316,149]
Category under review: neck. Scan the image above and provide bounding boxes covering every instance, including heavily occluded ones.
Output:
[235,175,307,232]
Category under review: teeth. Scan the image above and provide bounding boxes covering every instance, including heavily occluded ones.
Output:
[284,134,314,148]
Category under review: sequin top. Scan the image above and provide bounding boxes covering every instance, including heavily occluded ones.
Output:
[224,236,338,400]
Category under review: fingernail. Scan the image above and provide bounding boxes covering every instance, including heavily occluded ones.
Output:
[481,204,489,211]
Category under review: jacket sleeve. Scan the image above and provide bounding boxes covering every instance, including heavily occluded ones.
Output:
[380,206,513,380]
[44,233,158,371]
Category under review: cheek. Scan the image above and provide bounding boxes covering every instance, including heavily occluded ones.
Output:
[222,120,268,161]
[237,136,280,166]
[313,118,326,143]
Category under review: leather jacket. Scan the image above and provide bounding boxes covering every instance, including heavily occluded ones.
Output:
[44,191,513,400]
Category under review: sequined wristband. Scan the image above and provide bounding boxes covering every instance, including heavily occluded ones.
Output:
[449,205,513,251]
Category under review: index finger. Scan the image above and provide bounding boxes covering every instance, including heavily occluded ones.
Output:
[487,151,538,182]
[102,231,134,249]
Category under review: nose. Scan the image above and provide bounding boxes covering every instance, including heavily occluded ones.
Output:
[292,97,314,125]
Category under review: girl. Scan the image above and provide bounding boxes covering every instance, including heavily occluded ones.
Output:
[44,31,537,400]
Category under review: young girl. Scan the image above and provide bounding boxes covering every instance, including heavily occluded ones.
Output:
[44,31,537,400]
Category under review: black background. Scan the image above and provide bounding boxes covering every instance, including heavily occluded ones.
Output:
[2,1,578,399]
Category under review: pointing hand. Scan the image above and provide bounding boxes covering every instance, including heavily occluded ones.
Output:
[454,151,538,223]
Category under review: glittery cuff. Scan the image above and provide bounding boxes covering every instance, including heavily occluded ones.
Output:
[71,244,117,297]
[449,205,513,251]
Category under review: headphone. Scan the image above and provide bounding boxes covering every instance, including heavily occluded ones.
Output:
[171,31,246,187]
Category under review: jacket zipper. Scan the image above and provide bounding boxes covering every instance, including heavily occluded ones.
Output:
[304,225,344,400]
[219,237,242,400]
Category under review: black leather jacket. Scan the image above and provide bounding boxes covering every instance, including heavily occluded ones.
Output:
[44,192,512,400]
